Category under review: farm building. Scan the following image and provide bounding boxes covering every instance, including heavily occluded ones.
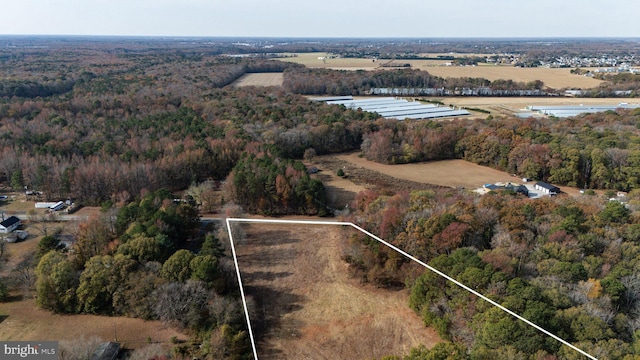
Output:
[535,181,560,195]
[313,96,470,120]
[0,216,21,233]
[35,202,58,209]
[49,201,65,211]
[90,342,120,360]
[479,183,529,196]
[521,103,640,118]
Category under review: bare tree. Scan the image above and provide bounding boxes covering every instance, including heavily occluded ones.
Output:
[303,147,316,162]
[59,335,104,360]
[11,254,36,299]
[153,280,209,328]
[0,240,7,270]
[27,209,60,236]
[217,202,247,246]
[127,344,168,360]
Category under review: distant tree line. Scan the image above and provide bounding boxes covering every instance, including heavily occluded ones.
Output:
[360,109,640,192]
[282,67,548,96]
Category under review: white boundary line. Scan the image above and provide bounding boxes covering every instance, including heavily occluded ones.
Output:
[225,218,598,360]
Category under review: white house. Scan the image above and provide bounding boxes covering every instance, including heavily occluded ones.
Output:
[534,181,560,195]
[0,216,21,233]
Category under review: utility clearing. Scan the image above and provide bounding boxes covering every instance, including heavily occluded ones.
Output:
[235,222,441,359]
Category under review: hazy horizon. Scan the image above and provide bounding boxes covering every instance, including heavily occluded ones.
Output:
[1,0,638,39]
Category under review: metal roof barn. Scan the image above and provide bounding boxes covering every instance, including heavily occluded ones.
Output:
[314,97,469,120]
[380,106,465,117]
[395,109,471,120]
[359,103,432,112]
[526,103,640,118]
[309,96,354,102]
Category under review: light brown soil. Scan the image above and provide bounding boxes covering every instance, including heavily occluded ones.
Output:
[0,299,185,349]
[236,223,441,360]
[309,156,445,210]
[336,153,514,189]
[332,153,581,196]
[275,53,605,89]
[232,73,284,87]
[421,64,603,90]
[0,233,185,350]
[443,97,639,116]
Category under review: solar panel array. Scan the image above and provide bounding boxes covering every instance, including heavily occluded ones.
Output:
[313,96,470,120]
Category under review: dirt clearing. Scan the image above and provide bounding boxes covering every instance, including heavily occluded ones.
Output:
[309,156,445,210]
[0,299,185,349]
[335,153,515,189]
[420,64,603,90]
[236,223,441,359]
[275,53,604,89]
[232,73,284,87]
[332,153,580,196]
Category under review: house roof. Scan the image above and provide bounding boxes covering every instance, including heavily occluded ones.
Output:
[0,216,20,228]
[90,342,120,360]
[535,181,560,192]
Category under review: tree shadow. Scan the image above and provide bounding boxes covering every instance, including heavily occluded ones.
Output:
[244,285,306,359]
[246,230,300,246]
[244,271,292,282]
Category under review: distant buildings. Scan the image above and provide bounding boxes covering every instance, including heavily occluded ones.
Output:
[313,96,470,120]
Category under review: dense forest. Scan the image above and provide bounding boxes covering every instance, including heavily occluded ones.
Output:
[1,38,640,359]
[35,189,251,359]
[360,110,640,191]
[346,185,640,359]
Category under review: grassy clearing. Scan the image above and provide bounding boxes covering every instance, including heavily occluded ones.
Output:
[232,73,284,87]
[275,53,605,89]
[237,224,441,359]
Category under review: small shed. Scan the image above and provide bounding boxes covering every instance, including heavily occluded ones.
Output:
[90,342,120,360]
[0,216,21,233]
[534,181,560,195]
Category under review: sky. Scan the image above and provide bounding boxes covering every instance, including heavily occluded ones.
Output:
[0,0,638,38]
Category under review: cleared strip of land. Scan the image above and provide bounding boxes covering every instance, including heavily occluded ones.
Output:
[420,64,603,89]
[275,53,605,89]
[0,299,184,348]
[334,153,581,196]
[233,73,284,87]
[235,223,441,359]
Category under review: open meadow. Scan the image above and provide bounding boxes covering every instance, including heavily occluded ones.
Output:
[325,153,581,196]
[236,222,441,359]
[233,73,284,87]
[276,53,605,89]
[0,235,185,350]
[419,64,603,89]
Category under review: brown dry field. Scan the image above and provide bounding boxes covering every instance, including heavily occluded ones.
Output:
[419,64,603,90]
[443,97,640,117]
[276,53,605,89]
[237,223,441,359]
[332,153,581,196]
[0,232,186,349]
[233,73,284,87]
[0,299,184,348]
[337,153,514,188]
